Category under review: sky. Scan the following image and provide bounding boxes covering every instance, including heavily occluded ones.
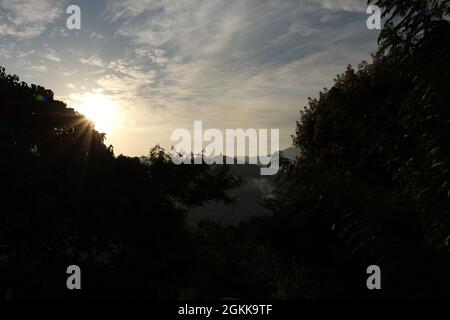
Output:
[0,0,380,156]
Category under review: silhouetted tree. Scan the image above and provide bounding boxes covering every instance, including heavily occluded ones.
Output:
[1,0,449,301]
[259,0,450,298]
[0,68,240,299]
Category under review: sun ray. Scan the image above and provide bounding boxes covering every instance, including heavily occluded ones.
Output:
[77,93,118,134]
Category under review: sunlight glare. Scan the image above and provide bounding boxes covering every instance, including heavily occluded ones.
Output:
[78,93,118,134]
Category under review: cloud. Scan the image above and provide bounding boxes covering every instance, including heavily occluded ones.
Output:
[90,32,105,41]
[95,60,156,111]
[104,0,370,100]
[135,48,168,65]
[0,0,64,39]
[0,0,378,156]
[45,48,61,62]
[80,56,106,68]
[314,0,366,12]
[30,65,48,72]
[97,0,377,151]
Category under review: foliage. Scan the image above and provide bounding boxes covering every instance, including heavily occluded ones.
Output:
[370,0,450,56]
[0,68,240,299]
[1,0,449,300]
[261,1,450,298]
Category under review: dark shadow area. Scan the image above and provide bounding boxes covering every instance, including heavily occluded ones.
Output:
[0,0,449,300]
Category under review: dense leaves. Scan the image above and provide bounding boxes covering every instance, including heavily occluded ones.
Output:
[0,68,240,299]
[260,0,450,298]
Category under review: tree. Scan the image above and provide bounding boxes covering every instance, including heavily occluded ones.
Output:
[0,68,240,299]
[260,0,450,298]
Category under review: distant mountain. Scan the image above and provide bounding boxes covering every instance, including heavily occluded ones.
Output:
[188,147,300,226]
[280,146,301,161]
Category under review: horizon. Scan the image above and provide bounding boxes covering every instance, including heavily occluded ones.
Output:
[0,0,380,157]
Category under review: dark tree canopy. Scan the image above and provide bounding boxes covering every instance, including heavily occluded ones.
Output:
[259,0,450,298]
[0,67,240,299]
[371,0,449,48]
[0,0,449,300]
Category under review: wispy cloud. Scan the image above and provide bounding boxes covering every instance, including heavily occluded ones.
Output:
[0,0,378,155]
[103,0,373,112]
[45,47,61,62]
[80,56,106,68]
[30,65,48,72]
[314,0,366,12]
[90,32,105,41]
[0,0,64,39]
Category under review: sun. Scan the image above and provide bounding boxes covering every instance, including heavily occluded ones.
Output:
[77,93,118,134]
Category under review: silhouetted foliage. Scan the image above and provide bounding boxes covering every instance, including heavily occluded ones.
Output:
[259,0,450,298]
[1,0,449,300]
[371,0,449,56]
[0,67,240,299]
